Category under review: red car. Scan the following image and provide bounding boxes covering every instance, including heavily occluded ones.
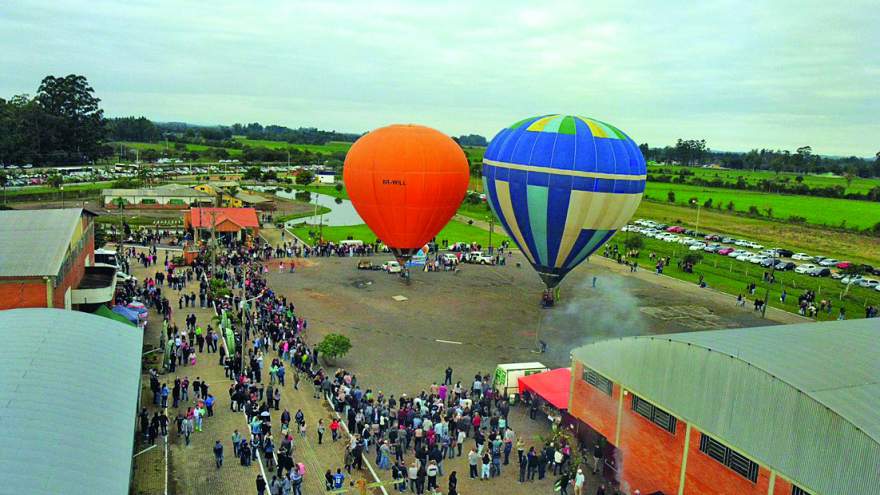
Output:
[836,261,851,269]
[666,226,685,233]
[718,248,735,255]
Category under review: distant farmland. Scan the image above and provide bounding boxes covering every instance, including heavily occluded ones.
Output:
[648,163,880,194]
[644,182,880,230]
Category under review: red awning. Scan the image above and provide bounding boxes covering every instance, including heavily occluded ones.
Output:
[518,367,571,410]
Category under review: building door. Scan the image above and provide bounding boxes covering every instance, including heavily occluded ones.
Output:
[64,287,72,310]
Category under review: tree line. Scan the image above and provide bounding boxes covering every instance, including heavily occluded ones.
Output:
[640,140,880,178]
[0,74,106,166]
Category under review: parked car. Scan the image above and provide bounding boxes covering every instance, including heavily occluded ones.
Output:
[774,249,794,258]
[836,262,851,269]
[464,251,495,265]
[759,258,777,268]
[819,258,840,267]
[808,267,831,277]
[440,253,459,265]
[689,242,707,251]
[382,261,402,273]
[858,279,879,289]
[831,271,845,280]
[357,260,381,270]
[718,248,735,255]
[735,252,754,261]
[841,275,863,285]
[791,253,813,261]
[703,243,722,252]
[774,261,796,271]
[728,249,747,258]
[795,264,817,274]
[721,237,735,244]
[704,234,721,241]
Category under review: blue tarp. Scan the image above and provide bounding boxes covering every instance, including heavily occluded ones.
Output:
[112,305,140,324]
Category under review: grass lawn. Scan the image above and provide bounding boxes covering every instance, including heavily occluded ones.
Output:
[289,219,509,248]
[274,206,331,223]
[5,180,112,198]
[644,182,880,230]
[609,232,880,321]
[648,163,880,195]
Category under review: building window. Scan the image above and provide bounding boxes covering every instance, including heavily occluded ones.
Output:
[792,487,812,495]
[631,394,677,434]
[699,433,759,483]
[582,366,613,396]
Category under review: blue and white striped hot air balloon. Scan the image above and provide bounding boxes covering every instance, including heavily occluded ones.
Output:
[482,114,646,289]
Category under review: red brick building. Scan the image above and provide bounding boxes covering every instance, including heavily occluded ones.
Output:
[568,321,879,495]
[0,208,114,310]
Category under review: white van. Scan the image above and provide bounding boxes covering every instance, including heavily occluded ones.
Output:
[493,362,548,397]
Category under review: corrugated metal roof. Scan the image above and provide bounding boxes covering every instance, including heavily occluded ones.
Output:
[235,191,270,204]
[571,319,880,495]
[102,187,213,198]
[0,308,143,494]
[0,208,83,277]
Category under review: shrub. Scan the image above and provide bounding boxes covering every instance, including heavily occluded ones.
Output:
[667,191,676,203]
[316,333,352,362]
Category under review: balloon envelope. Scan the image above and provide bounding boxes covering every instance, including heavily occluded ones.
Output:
[344,124,469,258]
[482,115,646,288]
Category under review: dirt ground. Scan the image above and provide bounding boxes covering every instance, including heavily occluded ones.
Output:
[264,248,789,394]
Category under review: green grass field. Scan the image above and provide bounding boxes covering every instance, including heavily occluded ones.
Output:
[292,183,349,200]
[608,232,879,321]
[648,163,880,194]
[233,138,353,154]
[644,182,880,229]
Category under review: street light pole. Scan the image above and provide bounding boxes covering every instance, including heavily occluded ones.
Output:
[60,185,64,208]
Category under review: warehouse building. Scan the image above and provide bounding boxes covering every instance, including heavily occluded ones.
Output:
[0,208,114,310]
[102,186,214,209]
[0,308,143,494]
[569,320,879,495]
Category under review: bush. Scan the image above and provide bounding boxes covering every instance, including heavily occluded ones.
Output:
[316,333,352,362]
[667,191,676,203]
[682,252,703,265]
[335,183,343,192]
[624,236,644,250]
[747,205,760,216]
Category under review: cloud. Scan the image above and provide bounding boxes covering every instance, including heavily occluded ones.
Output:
[1,0,877,155]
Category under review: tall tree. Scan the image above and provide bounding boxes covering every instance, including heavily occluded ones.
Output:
[35,74,106,164]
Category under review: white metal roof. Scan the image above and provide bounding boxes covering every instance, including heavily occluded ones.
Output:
[0,308,143,494]
[0,208,84,278]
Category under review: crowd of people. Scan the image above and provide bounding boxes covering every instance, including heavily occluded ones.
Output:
[122,227,619,495]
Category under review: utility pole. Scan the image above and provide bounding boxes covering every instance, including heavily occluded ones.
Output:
[487,215,494,254]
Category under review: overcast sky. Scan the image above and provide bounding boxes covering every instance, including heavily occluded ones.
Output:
[2,0,878,156]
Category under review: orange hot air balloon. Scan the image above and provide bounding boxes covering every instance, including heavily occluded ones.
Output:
[344,124,469,261]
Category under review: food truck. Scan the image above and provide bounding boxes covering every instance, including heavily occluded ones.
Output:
[493,362,548,397]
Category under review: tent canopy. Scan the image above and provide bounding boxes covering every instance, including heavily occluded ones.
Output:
[112,304,140,324]
[518,367,571,410]
[94,305,136,327]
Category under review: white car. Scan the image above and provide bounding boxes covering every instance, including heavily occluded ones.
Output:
[819,258,840,267]
[734,240,750,247]
[794,264,817,274]
[749,255,768,264]
[840,275,862,285]
[858,278,878,289]
[440,253,459,265]
[116,271,134,282]
[465,251,495,264]
[382,261,402,273]
[791,253,813,261]
[735,252,754,261]
[689,242,707,251]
